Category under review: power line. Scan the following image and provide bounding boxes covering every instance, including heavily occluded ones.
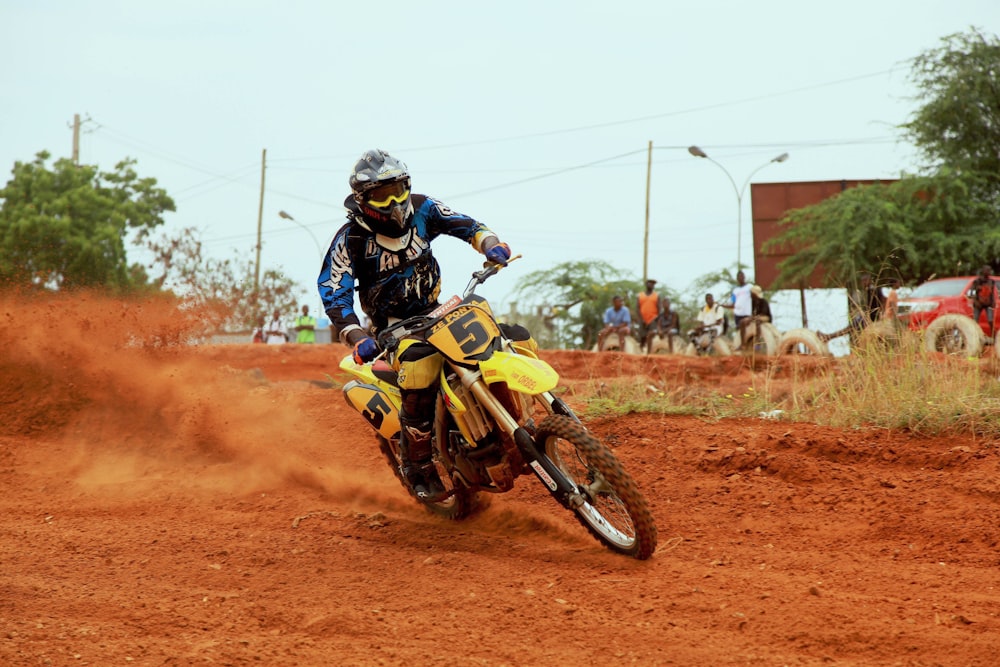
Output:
[269,65,910,161]
[442,148,649,200]
[83,59,909,209]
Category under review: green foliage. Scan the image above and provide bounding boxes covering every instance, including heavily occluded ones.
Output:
[505,260,724,347]
[765,172,1000,287]
[509,260,642,349]
[764,28,1000,289]
[0,151,175,289]
[903,28,1000,191]
[143,226,303,332]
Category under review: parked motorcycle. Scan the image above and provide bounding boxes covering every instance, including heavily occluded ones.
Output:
[683,325,733,356]
[339,259,658,559]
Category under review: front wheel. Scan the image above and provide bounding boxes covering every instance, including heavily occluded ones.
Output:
[376,435,478,520]
[534,415,658,559]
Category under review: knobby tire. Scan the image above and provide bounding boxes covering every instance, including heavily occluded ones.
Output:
[534,414,658,560]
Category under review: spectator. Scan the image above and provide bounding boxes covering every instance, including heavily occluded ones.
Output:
[722,270,753,332]
[750,285,771,321]
[294,304,317,344]
[636,279,662,343]
[597,295,632,350]
[966,265,995,337]
[819,272,885,342]
[696,293,725,337]
[739,284,772,346]
[883,277,900,321]
[264,308,288,345]
[645,296,680,353]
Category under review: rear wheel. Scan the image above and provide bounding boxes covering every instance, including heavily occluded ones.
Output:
[924,314,984,356]
[534,415,658,560]
[376,435,477,519]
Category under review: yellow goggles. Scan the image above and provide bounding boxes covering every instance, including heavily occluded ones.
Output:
[366,181,410,208]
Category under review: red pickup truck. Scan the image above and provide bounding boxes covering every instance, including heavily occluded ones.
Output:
[896,275,998,354]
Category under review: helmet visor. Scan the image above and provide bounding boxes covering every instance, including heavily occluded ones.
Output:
[366,180,410,208]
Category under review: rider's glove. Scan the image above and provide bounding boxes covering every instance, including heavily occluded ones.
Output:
[352,337,379,364]
[484,242,511,266]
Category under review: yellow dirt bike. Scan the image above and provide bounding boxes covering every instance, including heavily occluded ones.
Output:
[339,260,658,559]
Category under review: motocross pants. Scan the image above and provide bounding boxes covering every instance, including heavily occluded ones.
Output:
[393,340,441,466]
[391,324,539,464]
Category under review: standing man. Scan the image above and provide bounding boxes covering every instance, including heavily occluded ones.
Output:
[636,279,662,344]
[883,277,900,322]
[264,308,288,345]
[722,270,752,333]
[294,304,317,344]
[966,265,995,337]
[819,272,885,342]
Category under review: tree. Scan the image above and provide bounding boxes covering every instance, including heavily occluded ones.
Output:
[144,226,303,332]
[508,260,644,349]
[765,171,1000,287]
[902,28,1000,194]
[0,151,175,289]
[765,28,1000,288]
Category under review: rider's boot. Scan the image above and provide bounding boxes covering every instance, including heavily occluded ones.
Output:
[399,391,446,501]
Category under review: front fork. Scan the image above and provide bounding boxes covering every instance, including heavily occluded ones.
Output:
[455,367,585,510]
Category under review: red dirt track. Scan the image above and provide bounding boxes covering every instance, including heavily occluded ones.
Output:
[3,293,1000,666]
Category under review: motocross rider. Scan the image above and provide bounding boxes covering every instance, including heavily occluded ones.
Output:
[318,149,516,500]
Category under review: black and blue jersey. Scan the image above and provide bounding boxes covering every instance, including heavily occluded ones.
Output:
[318,194,498,344]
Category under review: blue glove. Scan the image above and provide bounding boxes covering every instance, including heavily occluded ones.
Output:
[485,242,511,266]
[352,337,379,364]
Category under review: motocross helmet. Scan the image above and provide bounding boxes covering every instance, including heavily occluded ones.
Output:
[349,149,413,237]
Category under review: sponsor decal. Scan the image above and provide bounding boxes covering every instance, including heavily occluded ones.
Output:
[530,460,558,491]
[429,295,461,318]
[514,373,536,390]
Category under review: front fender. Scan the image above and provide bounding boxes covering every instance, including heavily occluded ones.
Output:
[479,351,558,394]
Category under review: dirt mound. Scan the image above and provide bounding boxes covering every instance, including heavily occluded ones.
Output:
[2,292,999,665]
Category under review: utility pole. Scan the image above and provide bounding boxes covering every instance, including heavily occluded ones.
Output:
[254,148,266,290]
[71,114,81,165]
[642,140,652,283]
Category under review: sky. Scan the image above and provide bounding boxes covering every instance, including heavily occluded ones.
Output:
[2,0,997,346]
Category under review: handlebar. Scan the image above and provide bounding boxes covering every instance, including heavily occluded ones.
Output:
[377,255,521,353]
[462,254,521,297]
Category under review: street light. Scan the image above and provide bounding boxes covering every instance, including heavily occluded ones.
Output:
[278,210,324,259]
[687,146,789,271]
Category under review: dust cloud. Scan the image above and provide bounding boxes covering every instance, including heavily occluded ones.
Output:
[0,291,383,503]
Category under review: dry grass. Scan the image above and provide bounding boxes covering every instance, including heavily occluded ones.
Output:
[573,335,1000,438]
